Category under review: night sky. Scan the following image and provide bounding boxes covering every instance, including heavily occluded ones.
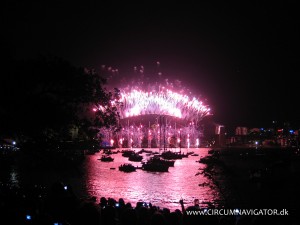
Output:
[3,1,300,130]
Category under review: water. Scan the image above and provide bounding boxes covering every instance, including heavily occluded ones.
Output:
[1,148,223,211]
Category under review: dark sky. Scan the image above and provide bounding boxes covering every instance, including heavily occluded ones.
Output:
[3,1,300,129]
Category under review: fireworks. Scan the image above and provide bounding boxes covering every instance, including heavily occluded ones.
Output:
[99,63,211,148]
[118,88,210,121]
[102,62,211,123]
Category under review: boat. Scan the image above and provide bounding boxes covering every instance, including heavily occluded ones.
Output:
[128,153,143,162]
[142,159,169,172]
[161,150,183,160]
[119,163,137,172]
[99,155,114,162]
[149,156,175,167]
[121,149,135,157]
[137,149,152,154]
[103,149,113,155]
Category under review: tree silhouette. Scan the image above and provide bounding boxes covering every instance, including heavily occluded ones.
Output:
[0,55,120,143]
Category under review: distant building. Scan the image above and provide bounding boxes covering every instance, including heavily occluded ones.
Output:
[215,124,226,146]
[0,138,19,152]
[226,123,300,148]
[235,127,248,135]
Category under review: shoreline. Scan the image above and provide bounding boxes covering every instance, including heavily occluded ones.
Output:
[199,147,300,218]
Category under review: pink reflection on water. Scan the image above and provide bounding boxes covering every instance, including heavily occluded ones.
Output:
[83,148,222,211]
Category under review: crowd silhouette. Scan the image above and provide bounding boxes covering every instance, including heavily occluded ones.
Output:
[0,181,297,225]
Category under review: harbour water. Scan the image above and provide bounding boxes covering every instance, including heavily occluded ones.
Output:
[1,148,223,211]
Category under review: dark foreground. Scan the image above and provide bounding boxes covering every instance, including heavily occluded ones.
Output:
[199,147,300,224]
[1,147,300,224]
[1,180,299,225]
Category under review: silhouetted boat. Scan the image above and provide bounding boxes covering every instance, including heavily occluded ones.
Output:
[121,149,135,157]
[142,159,169,172]
[137,149,152,154]
[149,156,175,167]
[119,163,136,172]
[99,155,114,162]
[161,150,183,160]
[103,149,113,155]
[128,153,143,162]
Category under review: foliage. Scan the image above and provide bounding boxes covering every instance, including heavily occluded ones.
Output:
[0,55,120,142]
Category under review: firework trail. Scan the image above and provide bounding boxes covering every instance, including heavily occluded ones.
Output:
[101,62,211,122]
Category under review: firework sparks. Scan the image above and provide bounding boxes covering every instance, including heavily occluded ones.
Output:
[118,88,210,121]
[99,64,211,148]
[104,63,211,122]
